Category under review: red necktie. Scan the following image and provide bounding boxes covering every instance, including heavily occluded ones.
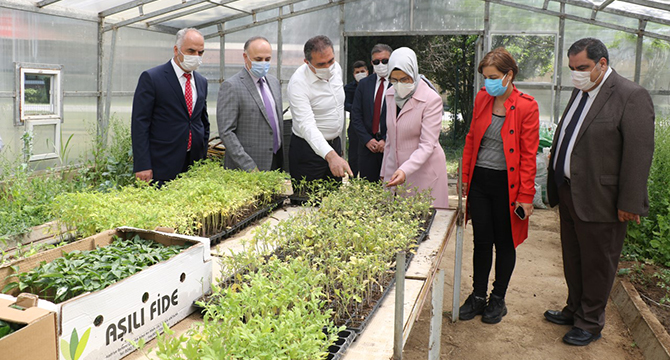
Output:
[372,78,385,135]
[184,73,193,151]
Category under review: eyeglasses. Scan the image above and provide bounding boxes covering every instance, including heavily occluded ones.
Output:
[388,76,413,85]
[372,58,389,65]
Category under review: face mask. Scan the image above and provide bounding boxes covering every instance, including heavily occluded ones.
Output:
[484,74,509,97]
[179,49,202,72]
[309,62,334,80]
[571,64,603,91]
[249,61,271,78]
[373,63,389,78]
[354,72,367,82]
[393,81,415,99]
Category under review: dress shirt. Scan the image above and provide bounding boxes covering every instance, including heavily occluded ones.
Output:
[373,74,389,115]
[553,66,612,179]
[171,58,198,106]
[287,62,345,159]
[247,68,281,148]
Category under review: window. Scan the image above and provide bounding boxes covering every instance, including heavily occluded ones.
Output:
[16,63,63,161]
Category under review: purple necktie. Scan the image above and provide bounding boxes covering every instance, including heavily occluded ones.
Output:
[258,78,280,154]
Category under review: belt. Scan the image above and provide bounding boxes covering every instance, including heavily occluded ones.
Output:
[326,137,340,146]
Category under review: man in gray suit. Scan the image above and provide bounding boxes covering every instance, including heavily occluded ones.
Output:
[544,38,654,346]
[218,36,283,171]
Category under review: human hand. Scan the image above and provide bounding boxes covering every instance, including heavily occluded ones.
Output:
[516,202,534,219]
[366,139,379,152]
[618,209,640,224]
[325,151,353,178]
[135,169,153,182]
[462,182,468,197]
[376,140,385,153]
[385,169,406,187]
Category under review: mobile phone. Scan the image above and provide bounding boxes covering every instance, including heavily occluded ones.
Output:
[514,205,526,220]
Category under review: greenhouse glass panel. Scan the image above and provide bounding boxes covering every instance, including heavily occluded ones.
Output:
[514,86,553,123]
[489,4,558,32]
[490,34,556,83]
[105,28,175,92]
[108,96,134,126]
[560,20,635,85]
[413,0,483,31]
[61,97,100,162]
[29,121,58,160]
[344,0,410,32]
[653,95,670,120]
[640,37,670,92]
[221,22,279,82]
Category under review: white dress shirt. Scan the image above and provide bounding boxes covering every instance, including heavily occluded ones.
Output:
[287,62,345,159]
[554,66,613,179]
[248,69,281,148]
[171,58,198,105]
[373,73,389,115]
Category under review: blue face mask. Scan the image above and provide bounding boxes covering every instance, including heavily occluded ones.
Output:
[484,74,509,97]
[249,61,270,78]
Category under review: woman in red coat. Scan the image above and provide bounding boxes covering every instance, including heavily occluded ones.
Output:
[459,48,540,324]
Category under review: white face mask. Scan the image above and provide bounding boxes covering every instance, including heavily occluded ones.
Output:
[571,64,603,91]
[179,49,202,72]
[354,72,367,82]
[309,62,334,80]
[373,63,389,78]
[393,82,415,99]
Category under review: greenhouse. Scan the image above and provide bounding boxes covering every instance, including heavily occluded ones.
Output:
[1,0,669,359]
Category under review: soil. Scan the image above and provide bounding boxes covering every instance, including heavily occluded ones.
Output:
[403,204,645,360]
[618,260,670,334]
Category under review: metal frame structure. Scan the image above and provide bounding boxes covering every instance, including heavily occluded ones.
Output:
[2,0,670,133]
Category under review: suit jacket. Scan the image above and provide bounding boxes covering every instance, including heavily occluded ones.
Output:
[344,80,357,113]
[217,69,283,171]
[132,61,210,181]
[381,80,449,209]
[351,74,388,144]
[462,86,540,247]
[547,69,655,222]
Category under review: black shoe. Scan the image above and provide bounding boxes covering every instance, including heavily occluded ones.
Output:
[459,293,487,321]
[482,294,507,324]
[563,327,601,346]
[544,310,574,325]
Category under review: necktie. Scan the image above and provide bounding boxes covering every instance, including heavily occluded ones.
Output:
[184,73,193,151]
[258,78,280,154]
[372,78,385,135]
[554,92,589,187]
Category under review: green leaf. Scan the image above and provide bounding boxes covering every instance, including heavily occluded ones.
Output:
[74,327,90,360]
[69,328,79,360]
[60,338,72,360]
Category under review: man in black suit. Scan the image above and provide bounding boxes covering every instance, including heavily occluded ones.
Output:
[132,27,210,185]
[350,44,392,181]
[345,60,368,177]
[544,38,654,346]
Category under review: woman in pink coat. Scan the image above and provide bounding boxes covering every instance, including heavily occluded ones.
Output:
[380,47,449,209]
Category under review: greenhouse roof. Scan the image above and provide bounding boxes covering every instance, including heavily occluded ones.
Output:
[11,0,670,41]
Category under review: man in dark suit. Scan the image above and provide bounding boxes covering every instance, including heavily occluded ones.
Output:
[350,44,392,182]
[132,27,210,184]
[544,38,654,346]
[345,60,368,177]
[218,36,283,171]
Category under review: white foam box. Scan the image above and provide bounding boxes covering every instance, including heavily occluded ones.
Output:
[0,227,212,360]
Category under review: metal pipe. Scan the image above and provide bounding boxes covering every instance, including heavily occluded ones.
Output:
[554,1,565,124]
[218,23,225,83]
[103,28,118,146]
[394,251,406,360]
[96,17,104,142]
[277,7,283,85]
[634,19,646,84]
[452,159,464,322]
[429,269,445,360]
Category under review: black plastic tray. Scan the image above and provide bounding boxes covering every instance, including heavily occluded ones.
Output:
[416,208,437,244]
[208,196,287,245]
[326,329,357,360]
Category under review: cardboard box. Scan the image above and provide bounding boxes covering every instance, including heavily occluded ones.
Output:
[0,227,212,360]
[0,295,58,360]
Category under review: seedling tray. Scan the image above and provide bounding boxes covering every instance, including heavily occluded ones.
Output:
[326,329,357,360]
[416,208,437,244]
[209,196,287,245]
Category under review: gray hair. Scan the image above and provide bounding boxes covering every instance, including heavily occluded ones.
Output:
[244,36,271,51]
[176,28,203,49]
[304,35,334,62]
[371,43,393,57]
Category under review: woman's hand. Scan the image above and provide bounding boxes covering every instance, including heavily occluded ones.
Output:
[385,169,406,187]
[516,202,534,219]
